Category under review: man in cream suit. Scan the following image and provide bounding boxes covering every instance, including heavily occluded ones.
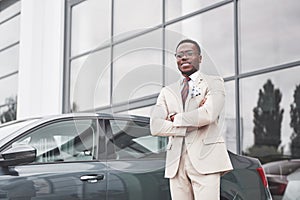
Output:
[150,39,233,200]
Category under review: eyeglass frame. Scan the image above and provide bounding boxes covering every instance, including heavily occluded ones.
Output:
[174,50,200,59]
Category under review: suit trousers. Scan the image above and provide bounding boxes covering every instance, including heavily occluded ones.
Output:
[169,148,220,200]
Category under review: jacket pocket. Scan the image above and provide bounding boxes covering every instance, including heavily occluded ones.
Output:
[203,136,224,145]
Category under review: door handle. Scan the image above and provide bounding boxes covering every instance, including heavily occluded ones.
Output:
[80,174,104,183]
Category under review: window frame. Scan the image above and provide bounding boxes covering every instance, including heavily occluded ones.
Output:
[104,118,167,161]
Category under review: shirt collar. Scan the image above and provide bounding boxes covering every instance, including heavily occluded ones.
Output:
[189,70,199,82]
[181,70,199,84]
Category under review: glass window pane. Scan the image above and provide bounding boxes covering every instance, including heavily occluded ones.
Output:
[113,0,162,37]
[0,74,17,107]
[240,0,300,72]
[0,74,17,123]
[0,16,20,50]
[108,119,167,160]
[71,48,111,112]
[0,1,20,22]
[166,0,222,21]
[224,81,237,153]
[112,30,162,104]
[0,45,19,77]
[71,0,111,56]
[240,66,300,163]
[12,119,98,162]
[165,4,234,84]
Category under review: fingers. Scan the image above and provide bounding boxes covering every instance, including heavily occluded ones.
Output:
[199,98,207,107]
[170,114,176,122]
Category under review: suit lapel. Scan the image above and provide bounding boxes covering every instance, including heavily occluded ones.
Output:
[171,73,205,112]
[167,80,184,112]
[194,73,204,91]
[176,80,184,112]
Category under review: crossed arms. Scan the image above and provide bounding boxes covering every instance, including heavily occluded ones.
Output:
[150,77,225,137]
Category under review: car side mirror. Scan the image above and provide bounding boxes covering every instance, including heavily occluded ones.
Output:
[0,145,36,167]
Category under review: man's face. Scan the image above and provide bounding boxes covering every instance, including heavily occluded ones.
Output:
[176,42,202,76]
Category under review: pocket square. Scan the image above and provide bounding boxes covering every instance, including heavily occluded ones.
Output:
[191,86,201,98]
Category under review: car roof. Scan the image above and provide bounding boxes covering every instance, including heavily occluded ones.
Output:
[4,112,150,124]
[263,159,300,175]
[42,112,150,123]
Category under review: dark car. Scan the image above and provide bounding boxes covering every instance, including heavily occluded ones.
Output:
[263,159,300,200]
[0,113,271,200]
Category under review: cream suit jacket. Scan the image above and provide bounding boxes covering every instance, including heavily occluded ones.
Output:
[150,72,233,178]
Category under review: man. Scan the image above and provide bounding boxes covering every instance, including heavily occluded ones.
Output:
[150,39,233,200]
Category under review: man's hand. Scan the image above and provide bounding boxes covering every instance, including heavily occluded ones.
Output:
[170,98,206,122]
[170,113,176,122]
[199,98,207,107]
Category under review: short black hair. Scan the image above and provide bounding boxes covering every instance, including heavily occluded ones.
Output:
[176,39,201,55]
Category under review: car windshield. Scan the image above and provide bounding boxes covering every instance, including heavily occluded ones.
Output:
[0,119,39,141]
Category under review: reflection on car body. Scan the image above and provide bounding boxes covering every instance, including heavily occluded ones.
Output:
[282,168,300,200]
[0,113,272,199]
[263,159,300,200]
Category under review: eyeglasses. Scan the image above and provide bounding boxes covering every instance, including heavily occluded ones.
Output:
[174,50,198,59]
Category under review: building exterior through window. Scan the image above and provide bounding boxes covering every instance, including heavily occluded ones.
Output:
[0,0,20,123]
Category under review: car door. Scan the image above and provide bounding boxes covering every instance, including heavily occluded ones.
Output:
[0,118,107,200]
[104,118,170,200]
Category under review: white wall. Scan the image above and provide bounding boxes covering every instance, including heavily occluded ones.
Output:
[17,0,65,119]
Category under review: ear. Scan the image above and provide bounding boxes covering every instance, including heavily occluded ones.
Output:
[198,55,202,63]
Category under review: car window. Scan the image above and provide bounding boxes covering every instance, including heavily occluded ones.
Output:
[12,119,98,163]
[108,119,167,160]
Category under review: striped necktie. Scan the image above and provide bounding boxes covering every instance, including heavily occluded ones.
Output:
[181,76,191,107]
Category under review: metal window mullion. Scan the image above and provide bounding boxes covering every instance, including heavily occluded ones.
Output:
[110,0,115,106]
[62,0,72,113]
[88,93,159,114]
[0,11,20,26]
[237,61,300,79]
[69,45,111,62]
[0,70,18,80]
[165,0,233,27]
[233,0,241,155]
[0,41,19,53]
[162,0,166,87]
[225,60,300,82]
